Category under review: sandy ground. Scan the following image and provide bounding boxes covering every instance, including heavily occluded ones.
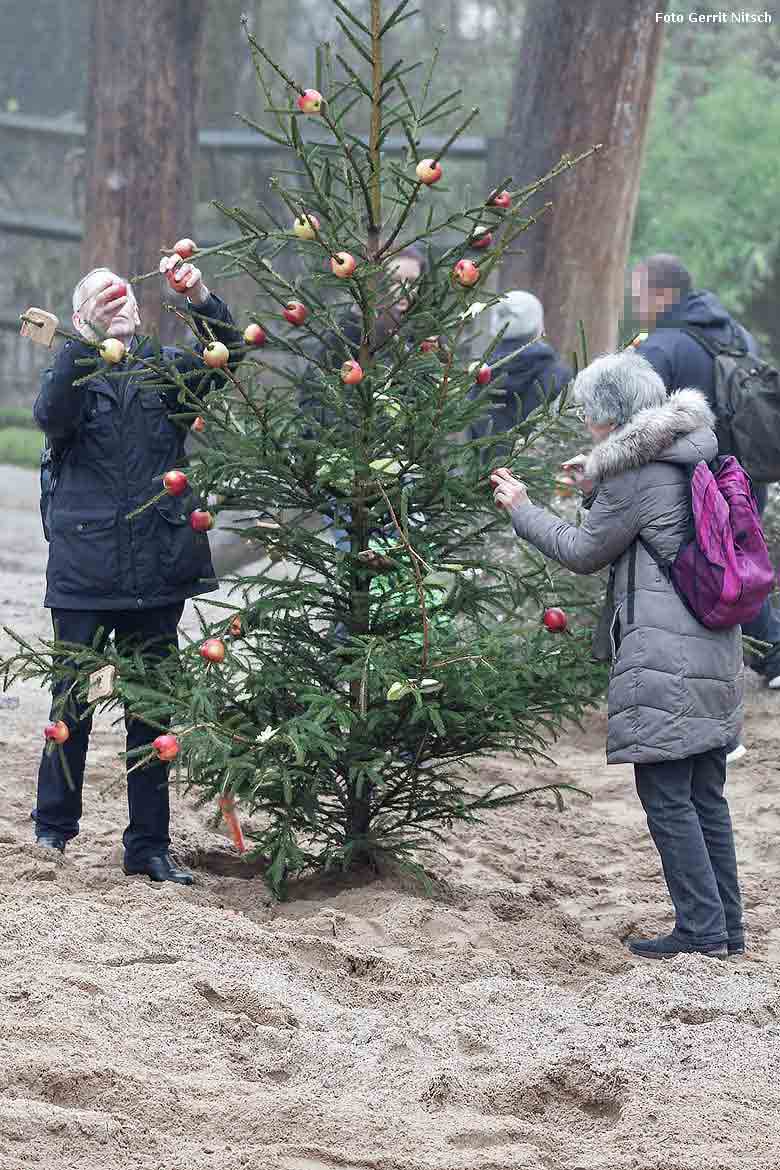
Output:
[1,464,780,1170]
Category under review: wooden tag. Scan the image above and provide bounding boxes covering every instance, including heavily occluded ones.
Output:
[87,665,116,703]
[20,307,59,348]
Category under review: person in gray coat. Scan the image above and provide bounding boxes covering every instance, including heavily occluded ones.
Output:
[491,349,744,960]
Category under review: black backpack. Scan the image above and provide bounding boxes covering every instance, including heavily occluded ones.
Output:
[681,325,780,483]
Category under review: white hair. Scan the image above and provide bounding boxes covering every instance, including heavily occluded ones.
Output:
[72,267,120,313]
[573,350,667,427]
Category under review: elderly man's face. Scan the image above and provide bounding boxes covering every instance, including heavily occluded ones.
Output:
[386,255,422,314]
[73,270,140,342]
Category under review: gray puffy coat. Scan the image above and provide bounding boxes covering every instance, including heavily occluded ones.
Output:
[510,389,743,764]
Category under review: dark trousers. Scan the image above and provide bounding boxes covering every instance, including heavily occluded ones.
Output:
[634,748,743,948]
[34,603,184,864]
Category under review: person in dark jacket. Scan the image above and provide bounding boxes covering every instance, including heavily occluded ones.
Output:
[470,290,572,456]
[632,254,780,757]
[32,258,236,883]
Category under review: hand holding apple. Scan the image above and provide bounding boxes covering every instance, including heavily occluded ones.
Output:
[86,278,131,333]
[159,255,209,304]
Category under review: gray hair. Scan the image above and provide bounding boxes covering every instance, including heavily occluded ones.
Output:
[573,350,667,427]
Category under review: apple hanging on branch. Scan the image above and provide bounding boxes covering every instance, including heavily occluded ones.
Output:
[297,88,324,114]
[543,607,568,633]
[283,301,308,326]
[331,252,357,278]
[190,509,214,533]
[243,323,267,347]
[293,213,320,240]
[173,237,198,260]
[470,226,493,250]
[470,362,492,386]
[489,190,512,210]
[44,720,70,744]
[200,638,226,665]
[453,259,481,288]
[163,469,189,497]
[341,359,364,385]
[99,338,126,364]
[152,733,180,762]
[415,158,443,185]
[203,341,230,368]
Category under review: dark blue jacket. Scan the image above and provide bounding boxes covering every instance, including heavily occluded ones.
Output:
[635,289,758,407]
[35,293,235,610]
[470,338,572,450]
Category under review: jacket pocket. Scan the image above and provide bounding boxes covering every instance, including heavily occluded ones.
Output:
[49,510,119,595]
[609,605,623,661]
[138,388,177,449]
[154,495,211,587]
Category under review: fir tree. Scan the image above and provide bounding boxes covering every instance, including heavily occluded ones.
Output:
[4,0,607,896]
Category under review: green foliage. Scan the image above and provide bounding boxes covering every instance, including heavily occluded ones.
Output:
[2,0,606,896]
[0,424,43,467]
[632,57,780,319]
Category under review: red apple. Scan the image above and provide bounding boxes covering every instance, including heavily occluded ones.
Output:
[105,281,127,302]
[203,341,229,368]
[341,359,364,385]
[420,337,439,353]
[163,469,189,497]
[331,251,357,278]
[44,720,69,744]
[200,637,226,664]
[471,226,493,249]
[475,363,492,386]
[489,190,512,210]
[283,301,308,326]
[243,323,267,347]
[453,259,481,288]
[173,237,197,259]
[191,416,206,433]
[543,607,568,633]
[416,158,443,185]
[293,213,320,240]
[152,733,179,762]
[99,338,126,364]
[297,88,324,114]
[190,509,214,533]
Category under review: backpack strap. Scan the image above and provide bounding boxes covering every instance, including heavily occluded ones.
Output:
[678,324,747,360]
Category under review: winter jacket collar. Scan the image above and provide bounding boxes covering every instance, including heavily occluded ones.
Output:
[585,389,716,483]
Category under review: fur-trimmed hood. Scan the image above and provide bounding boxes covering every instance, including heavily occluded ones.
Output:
[585,389,716,483]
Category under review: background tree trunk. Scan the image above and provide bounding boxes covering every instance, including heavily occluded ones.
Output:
[81,0,206,342]
[500,0,666,360]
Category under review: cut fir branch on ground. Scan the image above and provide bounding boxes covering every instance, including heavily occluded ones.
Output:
[1,0,606,897]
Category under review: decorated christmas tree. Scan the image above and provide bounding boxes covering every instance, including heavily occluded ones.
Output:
[4,0,607,895]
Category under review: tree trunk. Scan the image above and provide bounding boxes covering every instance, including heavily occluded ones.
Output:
[81,0,206,342]
[501,0,666,360]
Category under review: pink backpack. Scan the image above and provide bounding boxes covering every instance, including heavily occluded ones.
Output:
[640,456,775,629]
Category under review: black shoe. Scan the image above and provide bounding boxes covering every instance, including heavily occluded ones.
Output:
[728,934,746,956]
[123,853,194,885]
[627,931,727,960]
[36,834,66,853]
